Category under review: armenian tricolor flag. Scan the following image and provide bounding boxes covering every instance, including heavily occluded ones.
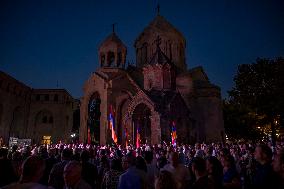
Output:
[136,125,141,148]
[171,121,177,146]
[124,127,128,147]
[109,105,118,144]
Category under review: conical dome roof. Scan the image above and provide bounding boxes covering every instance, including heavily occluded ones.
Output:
[134,15,185,48]
[99,32,126,51]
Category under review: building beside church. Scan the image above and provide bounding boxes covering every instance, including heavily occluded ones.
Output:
[80,14,225,145]
[0,71,78,144]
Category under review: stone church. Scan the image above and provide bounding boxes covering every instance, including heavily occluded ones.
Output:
[80,14,225,145]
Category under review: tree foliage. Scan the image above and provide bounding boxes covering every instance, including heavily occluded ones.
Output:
[224,57,284,140]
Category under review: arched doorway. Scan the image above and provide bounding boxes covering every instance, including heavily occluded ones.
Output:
[87,92,101,144]
[34,110,54,144]
[132,103,151,144]
[9,106,24,138]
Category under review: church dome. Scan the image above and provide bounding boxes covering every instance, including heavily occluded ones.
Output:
[98,32,127,68]
[134,15,185,48]
[134,15,186,70]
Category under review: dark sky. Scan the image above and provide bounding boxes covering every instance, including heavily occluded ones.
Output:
[1,0,284,99]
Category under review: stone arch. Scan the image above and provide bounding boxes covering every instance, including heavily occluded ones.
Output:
[126,91,161,144]
[9,106,24,138]
[132,103,152,144]
[34,110,54,144]
[116,92,132,144]
[87,92,101,144]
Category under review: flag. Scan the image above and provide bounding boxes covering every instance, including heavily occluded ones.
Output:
[171,121,177,146]
[109,105,118,144]
[136,124,141,148]
[124,127,128,147]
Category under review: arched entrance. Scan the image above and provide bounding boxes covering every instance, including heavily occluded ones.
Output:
[132,103,151,144]
[87,92,101,144]
[34,110,54,144]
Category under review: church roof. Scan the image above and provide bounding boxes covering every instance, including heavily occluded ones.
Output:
[134,15,185,47]
[99,32,126,50]
[147,45,173,66]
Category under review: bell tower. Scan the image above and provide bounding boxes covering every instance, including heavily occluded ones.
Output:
[98,24,127,68]
[143,36,176,91]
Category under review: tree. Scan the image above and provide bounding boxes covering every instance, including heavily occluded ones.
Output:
[223,100,263,140]
[227,57,284,145]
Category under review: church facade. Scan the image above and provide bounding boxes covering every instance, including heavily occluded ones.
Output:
[80,14,225,145]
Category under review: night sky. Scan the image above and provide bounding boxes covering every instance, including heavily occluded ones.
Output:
[1,0,284,99]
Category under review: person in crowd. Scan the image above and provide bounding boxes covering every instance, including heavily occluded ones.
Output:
[221,155,240,189]
[155,170,177,189]
[40,147,58,185]
[144,151,158,189]
[102,158,123,189]
[80,150,97,189]
[118,152,144,189]
[0,147,18,187]
[206,156,223,189]
[191,157,215,189]
[63,161,91,189]
[163,152,191,189]
[272,148,284,189]
[49,148,73,189]
[252,144,279,189]
[2,156,49,189]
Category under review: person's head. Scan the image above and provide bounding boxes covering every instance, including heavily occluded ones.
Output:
[0,147,8,159]
[205,146,213,156]
[155,170,177,189]
[61,148,73,161]
[254,144,273,164]
[38,146,48,159]
[80,150,90,162]
[169,152,179,167]
[122,152,135,170]
[191,157,206,177]
[221,155,235,169]
[144,151,153,164]
[136,156,147,172]
[206,156,223,177]
[63,161,82,187]
[20,156,45,183]
[272,148,284,178]
[110,158,122,171]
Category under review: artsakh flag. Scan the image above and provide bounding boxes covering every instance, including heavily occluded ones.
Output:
[109,105,118,144]
[136,125,141,148]
[171,121,177,146]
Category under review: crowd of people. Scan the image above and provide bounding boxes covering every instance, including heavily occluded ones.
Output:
[0,140,284,189]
